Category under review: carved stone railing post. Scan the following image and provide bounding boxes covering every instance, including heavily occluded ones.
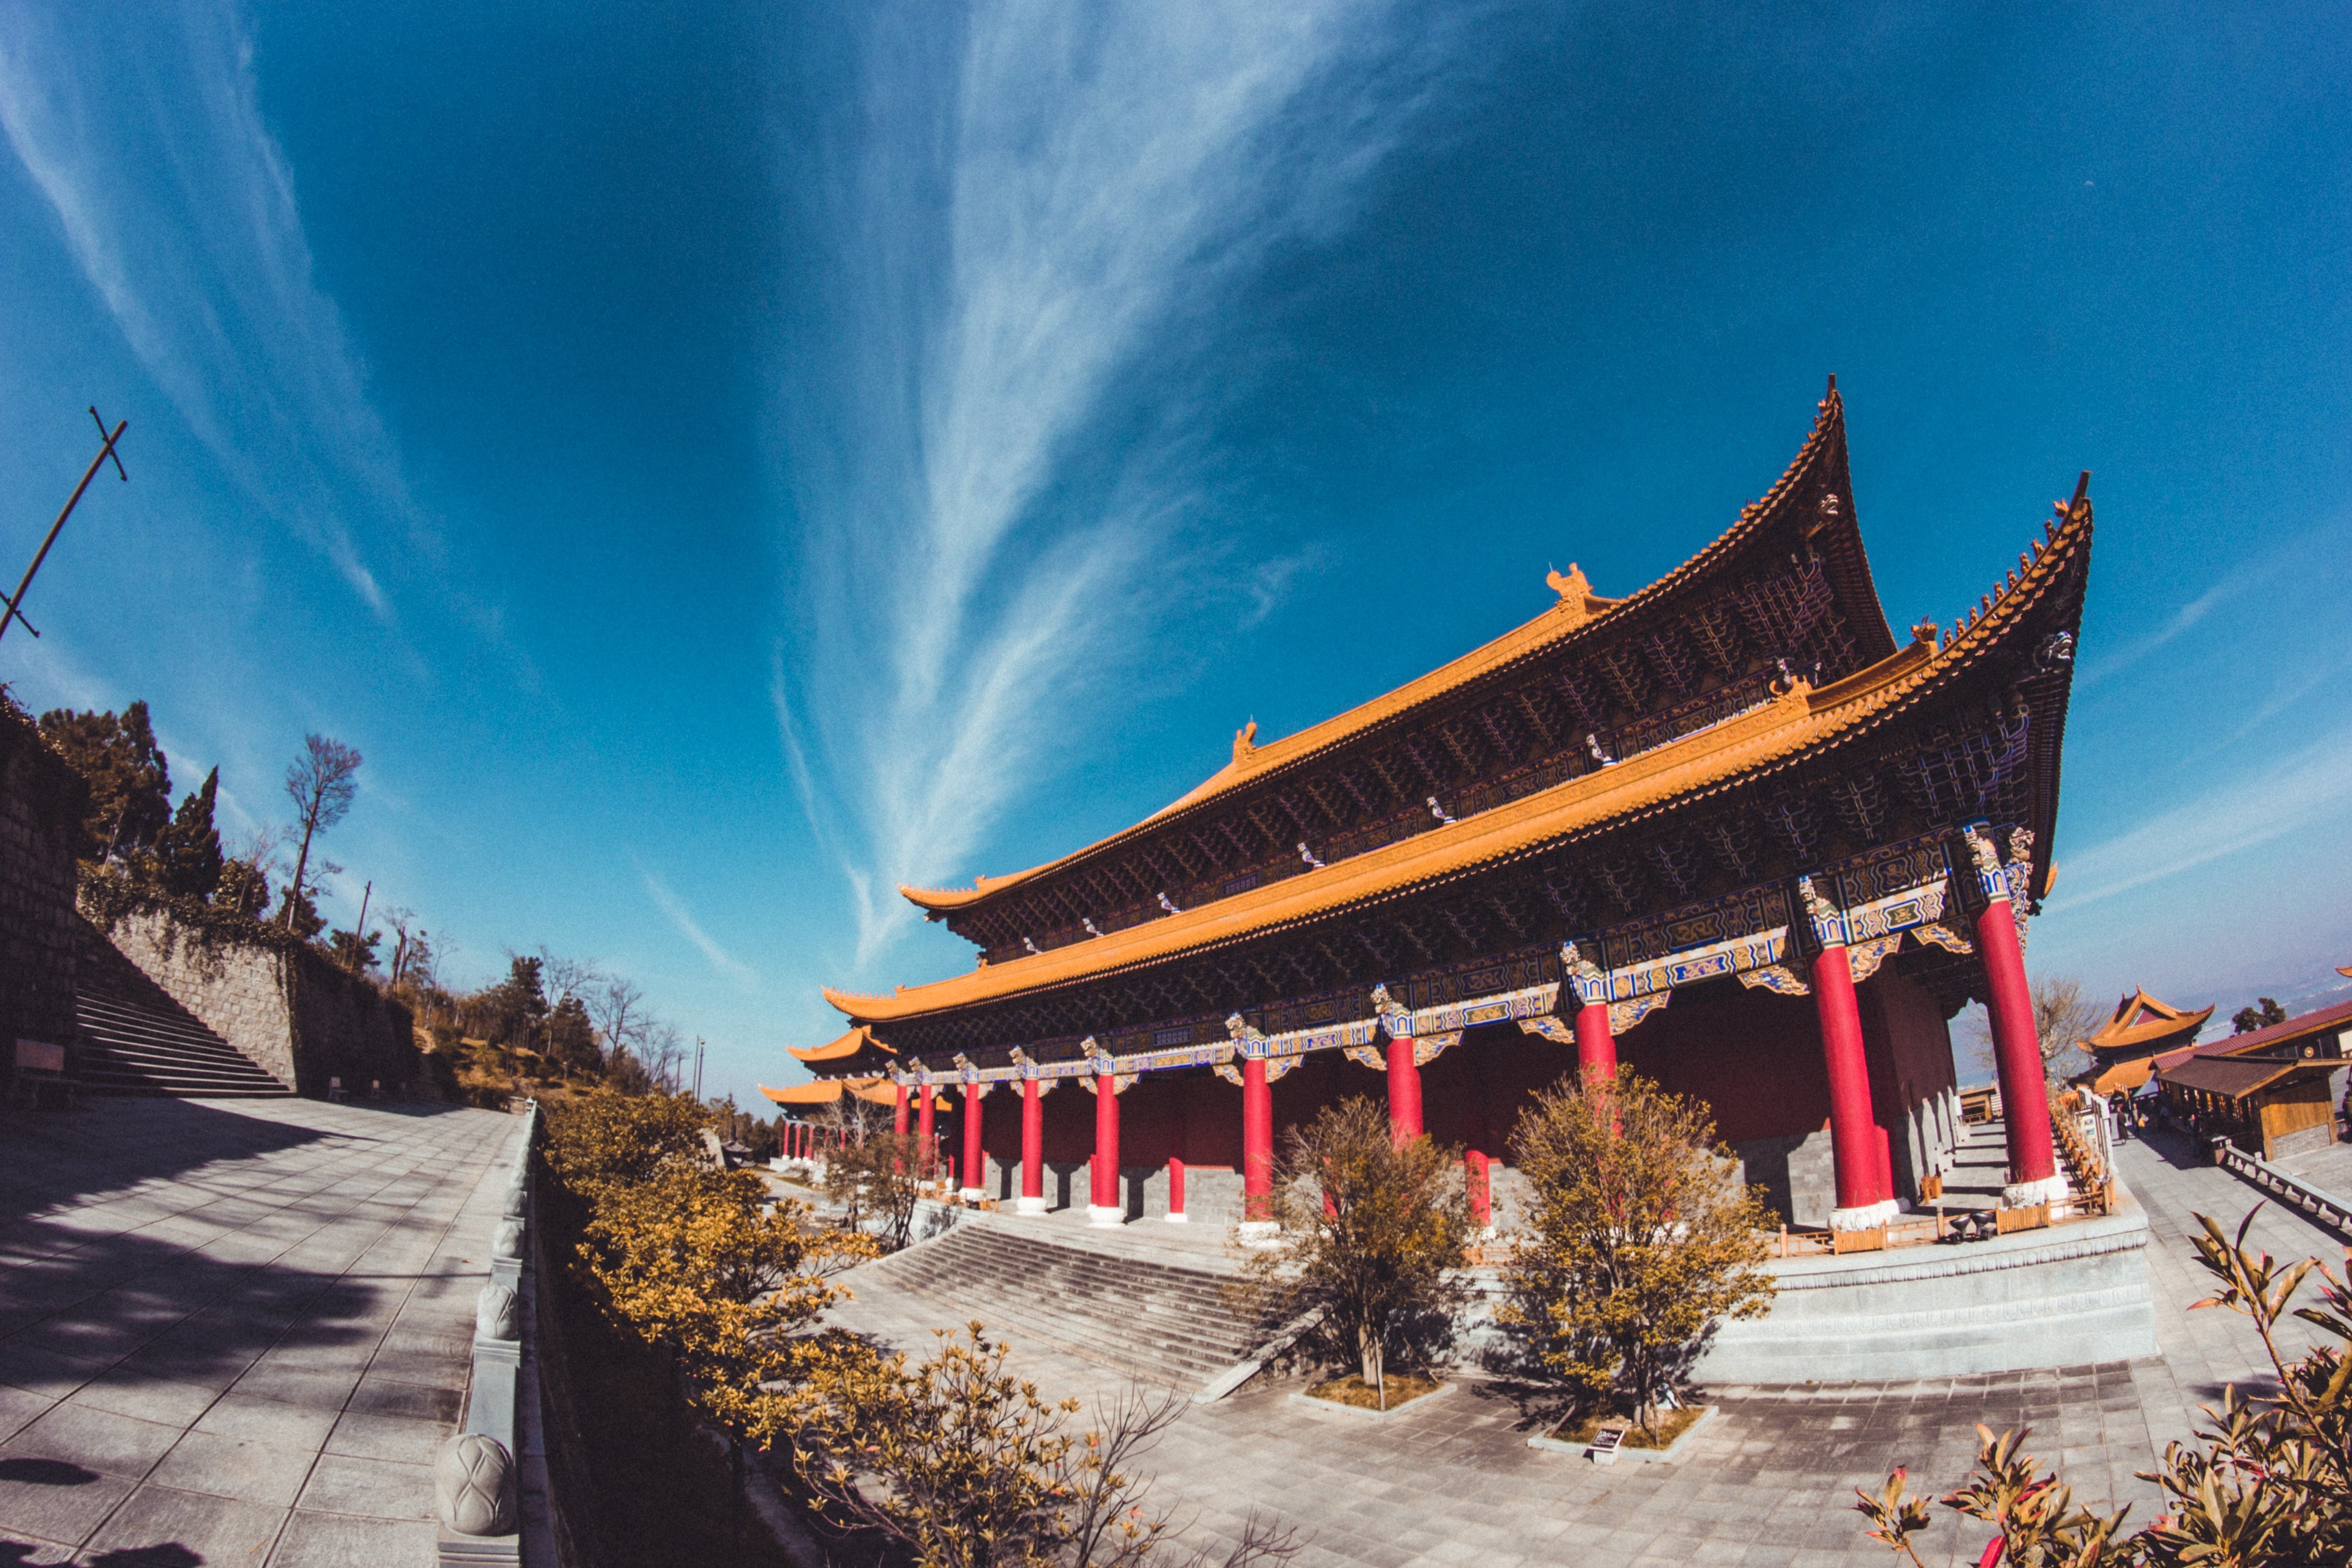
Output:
[439,1101,538,1566]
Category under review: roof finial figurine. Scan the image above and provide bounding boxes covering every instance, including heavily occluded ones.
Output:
[1232,719,1257,767]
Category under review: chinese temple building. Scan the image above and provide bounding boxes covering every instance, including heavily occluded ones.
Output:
[2073,990,2215,1098]
[798,381,2092,1238]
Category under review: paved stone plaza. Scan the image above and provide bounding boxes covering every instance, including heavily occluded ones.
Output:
[0,1095,522,1565]
[830,1124,2352,1568]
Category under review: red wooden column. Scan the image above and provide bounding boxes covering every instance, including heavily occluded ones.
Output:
[892,1082,910,1137]
[1573,1002,1618,1080]
[1385,1033,1424,1143]
[1563,941,1618,1082]
[1970,828,2063,1205]
[1240,1056,1275,1238]
[916,1087,936,1178]
[1017,1077,1048,1214]
[1088,1063,1123,1225]
[1803,879,1898,1230]
[960,1086,987,1202]
[1165,1158,1188,1224]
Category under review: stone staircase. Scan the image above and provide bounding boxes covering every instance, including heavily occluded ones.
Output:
[73,956,290,1098]
[848,1215,1261,1388]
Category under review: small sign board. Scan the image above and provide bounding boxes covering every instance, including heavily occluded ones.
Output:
[14,1039,64,1074]
[1587,1427,1625,1464]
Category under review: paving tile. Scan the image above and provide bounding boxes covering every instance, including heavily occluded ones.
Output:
[0,1456,136,1549]
[321,1409,444,1466]
[147,1427,317,1509]
[66,1371,222,1429]
[82,1480,288,1566]
[0,1341,106,1400]
[292,1452,433,1521]
[0,1382,59,1442]
[266,1509,438,1567]
[191,1393,339,1452]
[1,1400,181,1478]
[0,1527,75,1566]
[342,1375,460,1424]
[226,1363,362,1412]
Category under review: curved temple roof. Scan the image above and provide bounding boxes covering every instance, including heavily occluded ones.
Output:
[760,1077,955,1109]
[828,476,2088,1032]
[787,1024,889,1064]
[900,379,1891,923]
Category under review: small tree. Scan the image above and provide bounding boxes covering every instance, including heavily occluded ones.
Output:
[788,1324,1298,1568]
[2234,996,2290,1035]
[280,733,361,930]
[1235,1097,1472,1405]
[1503,1069,1776,1437]
[825,1130,923,1252]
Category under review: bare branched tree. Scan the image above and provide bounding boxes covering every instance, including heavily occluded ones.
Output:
[643,1021,688,1094]
[280,734,362,930]
[587,975,647,1058]
[537,947,601,1006]
[1960,974,2104,1084]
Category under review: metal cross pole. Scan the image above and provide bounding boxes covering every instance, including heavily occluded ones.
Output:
[0,407,130,644]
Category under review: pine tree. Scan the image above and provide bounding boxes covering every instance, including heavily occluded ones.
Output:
[546,994,602,1077]
[157,769,225,900]
[38,700,171,862]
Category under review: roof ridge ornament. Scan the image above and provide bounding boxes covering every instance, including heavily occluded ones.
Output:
[1233,719,1258,768]
[1544,562,1617,629]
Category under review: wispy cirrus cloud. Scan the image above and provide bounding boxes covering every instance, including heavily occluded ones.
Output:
[643,871,760,990]
[774,1,1469,967]
[0,0,426,616]
[2044,720,2352,915]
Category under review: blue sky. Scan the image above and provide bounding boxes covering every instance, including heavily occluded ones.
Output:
[1,2,2347,1109]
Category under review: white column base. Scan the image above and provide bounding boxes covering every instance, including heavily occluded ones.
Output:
[1014,1195,1050,1215]
[1162,1210,1190,1224]
[2004,1174,2069,1207]
[1086,1204,1125,1227]
[959,1187,985,1204]
[1236,1219,1280,1246]
[1829,1199,1901,1232]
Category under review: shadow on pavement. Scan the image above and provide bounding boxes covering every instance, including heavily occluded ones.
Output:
[0,1094,470,1222]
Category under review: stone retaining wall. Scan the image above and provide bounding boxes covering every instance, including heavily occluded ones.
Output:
[95,902,420,1095]
[0,706,88,1072]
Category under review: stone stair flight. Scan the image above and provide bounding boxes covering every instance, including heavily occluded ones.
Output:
[844,1215,1261,1389]
[72,948,290,1097]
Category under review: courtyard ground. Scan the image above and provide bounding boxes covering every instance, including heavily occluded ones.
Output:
[0,1094,522,1566]
[826,1122,2352,1568]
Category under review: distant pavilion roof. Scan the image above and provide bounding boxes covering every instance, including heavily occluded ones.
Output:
[758,1077,947,1110]
[788,1025,889,1065]
[2073,989,2215,1095]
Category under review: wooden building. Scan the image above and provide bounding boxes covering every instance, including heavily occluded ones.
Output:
[2155,996,2352,1161]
